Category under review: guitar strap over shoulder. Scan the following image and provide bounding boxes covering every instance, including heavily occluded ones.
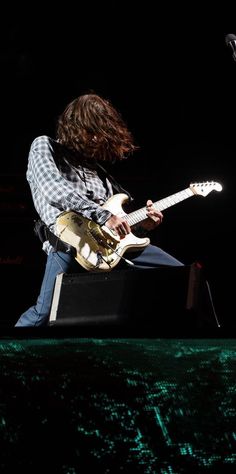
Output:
[97,163,134,204]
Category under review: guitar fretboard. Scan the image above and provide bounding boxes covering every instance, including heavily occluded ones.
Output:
[127,187,194,226]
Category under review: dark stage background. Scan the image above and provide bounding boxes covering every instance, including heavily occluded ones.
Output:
[1,4,236,473]
[0,3,235,328]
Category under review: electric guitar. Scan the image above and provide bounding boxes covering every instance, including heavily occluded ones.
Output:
[55,181,222,272]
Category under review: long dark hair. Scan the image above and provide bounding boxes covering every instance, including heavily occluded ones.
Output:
[56,94,138,162]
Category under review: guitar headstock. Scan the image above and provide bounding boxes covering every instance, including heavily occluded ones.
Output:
[190,181,223,197]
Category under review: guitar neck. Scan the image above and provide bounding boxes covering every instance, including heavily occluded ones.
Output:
[127,187,194,226]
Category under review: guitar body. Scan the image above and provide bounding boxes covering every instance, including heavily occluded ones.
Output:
[56,193,150,272]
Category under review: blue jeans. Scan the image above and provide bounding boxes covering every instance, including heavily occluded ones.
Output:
[15,245,183,327]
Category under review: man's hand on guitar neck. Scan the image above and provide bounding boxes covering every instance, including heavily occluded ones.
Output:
[141,199,164,231]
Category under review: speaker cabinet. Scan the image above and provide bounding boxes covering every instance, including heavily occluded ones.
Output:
[49,264,209,331]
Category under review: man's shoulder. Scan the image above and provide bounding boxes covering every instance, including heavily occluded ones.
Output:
[30,135,56,150]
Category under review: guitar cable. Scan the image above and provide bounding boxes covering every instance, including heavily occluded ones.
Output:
[205,279,221,328]
[96,246,135,268]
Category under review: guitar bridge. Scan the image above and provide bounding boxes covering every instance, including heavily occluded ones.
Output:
[88,225,116,252]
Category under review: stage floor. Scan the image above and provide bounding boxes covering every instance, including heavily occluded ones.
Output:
[0,338,236,473]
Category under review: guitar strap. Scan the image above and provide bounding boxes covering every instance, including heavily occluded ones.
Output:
[33,219,76,256]
[97,163,134,204]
